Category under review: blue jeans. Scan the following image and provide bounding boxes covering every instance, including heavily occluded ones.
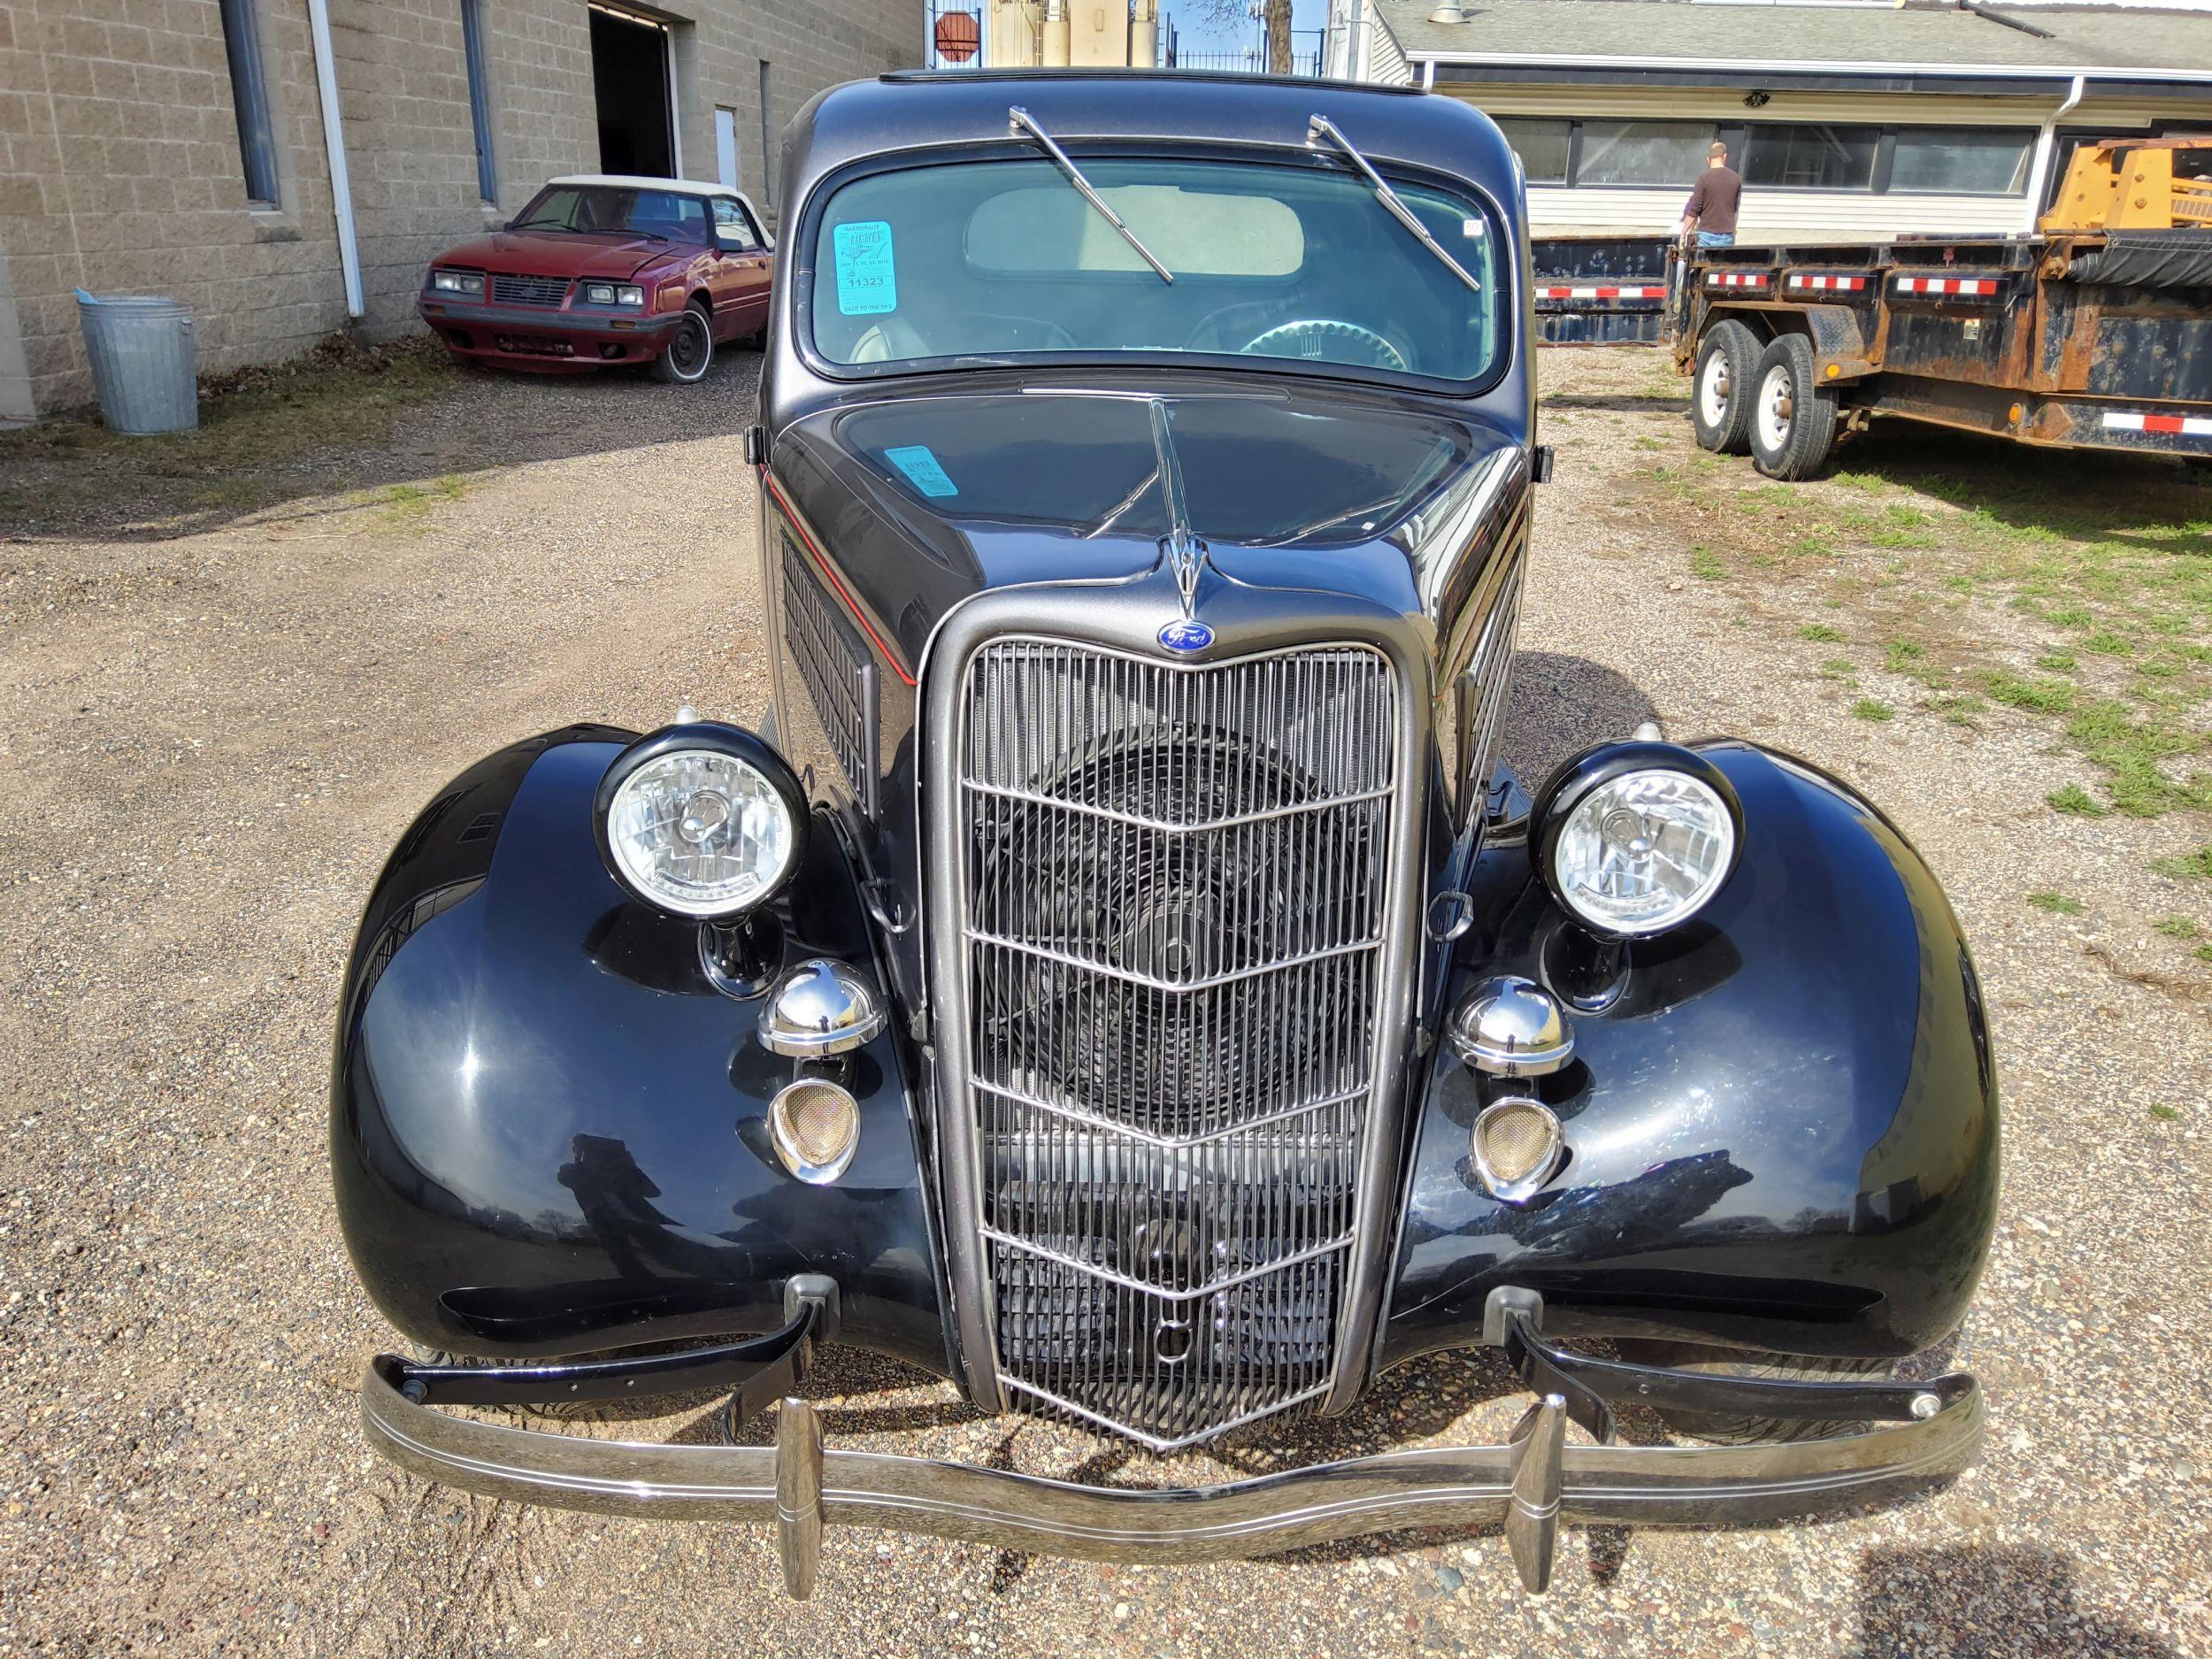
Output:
[1697,231,1735,249]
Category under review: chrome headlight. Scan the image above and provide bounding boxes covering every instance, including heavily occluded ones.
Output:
[1532,741,1742,939]
[430,268,485,296]
[594,724,806,918]
[616,283,645,306]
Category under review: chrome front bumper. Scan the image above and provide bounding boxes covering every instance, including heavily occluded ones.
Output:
[361,1359,1983,1597]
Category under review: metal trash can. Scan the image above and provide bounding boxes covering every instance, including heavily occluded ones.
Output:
[74,289,197,434]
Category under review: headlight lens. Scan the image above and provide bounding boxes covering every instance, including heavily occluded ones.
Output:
[1550,767,1737,936]
[431,269,484,296]
[601,743,799,917]
[583,281,617,304]
[616,283,645,306]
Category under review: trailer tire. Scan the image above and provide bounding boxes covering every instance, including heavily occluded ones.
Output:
[1748,334,1838,480]
[1692,321,1758,455]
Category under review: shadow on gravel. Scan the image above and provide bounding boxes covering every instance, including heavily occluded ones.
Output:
[1850,1546,2177,1658]
[1502,651,1664,787]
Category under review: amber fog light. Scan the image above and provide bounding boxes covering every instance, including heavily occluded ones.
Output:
[770,1078,860,1184]
[1472,1097,1563,1204]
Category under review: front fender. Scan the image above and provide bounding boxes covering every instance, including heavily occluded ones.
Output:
[1382,740,2001,1364]
[328,727,949,1371]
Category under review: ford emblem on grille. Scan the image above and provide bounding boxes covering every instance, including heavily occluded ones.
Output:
[1157,618,1214,653]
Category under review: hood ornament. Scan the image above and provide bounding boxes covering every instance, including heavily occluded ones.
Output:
[1148,399,1210,621]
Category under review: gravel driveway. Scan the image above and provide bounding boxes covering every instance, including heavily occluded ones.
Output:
[1,346,2205,1657]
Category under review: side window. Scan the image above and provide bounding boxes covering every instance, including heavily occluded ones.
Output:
[714,197,762,251]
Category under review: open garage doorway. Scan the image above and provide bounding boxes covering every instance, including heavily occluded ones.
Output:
[590,4,676,177]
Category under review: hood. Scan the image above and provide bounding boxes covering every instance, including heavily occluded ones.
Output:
[770,377,1530,671]
[433,230,678,280]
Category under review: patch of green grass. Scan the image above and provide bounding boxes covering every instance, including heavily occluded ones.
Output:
[1800,623,1846,643]
[1886,504,1933,529]
[2036,650,2078,673]
[2199,944,2212,964]
[2027,890,2084,915]
[1690,546,1727,581]
[2065,699,2210,818]
[1819,658,1855,681]
[1978,671,2077,714]
[2046,604,2094,629]
[2154,915,2202,940]
[2150,1104,2182,1121]
[2047,784,2108,818]
[1793,535,1837,559]
[2081,631,2136,657]
[1885,639,1927,673]
[1851,697,1894,722]
[2152,844,2212,881]
[370,472,470,530]
[1870,527,1937,550]
[1632,434,1663,451]
[1830,472,1886,493]
[1931,694,1985,726]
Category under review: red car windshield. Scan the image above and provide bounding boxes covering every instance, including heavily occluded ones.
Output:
[510,185,709,242]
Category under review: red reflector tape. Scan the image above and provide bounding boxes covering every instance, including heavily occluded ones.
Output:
[1786,274,1867,292]
[1705,273,1769,288]
[1893,276,2001,296]
[2102,411,2212,437]
[1534,284,1665,299]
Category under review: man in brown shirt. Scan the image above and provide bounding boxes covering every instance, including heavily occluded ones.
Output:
[1678,142,1743,248]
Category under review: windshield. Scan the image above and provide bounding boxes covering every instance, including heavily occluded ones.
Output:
[808,155,1503,385]
[511,185,708,241]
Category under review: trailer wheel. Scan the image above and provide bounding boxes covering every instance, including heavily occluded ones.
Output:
[1748,334,1838,480]
[1691,321,1758,455]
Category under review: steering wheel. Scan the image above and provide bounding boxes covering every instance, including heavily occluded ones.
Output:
[1239,319,1409,373]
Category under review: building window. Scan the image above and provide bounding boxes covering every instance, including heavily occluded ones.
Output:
[216,0,280,207]
[1888,127,2035,195]
[1494,116,2039,199]
[758,61,774,207]
[1575,121,1716,187]
[1743,124,1880,191]
[1494,117,1571,186]
[462,0,497,203]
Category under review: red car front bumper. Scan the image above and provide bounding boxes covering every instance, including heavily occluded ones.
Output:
[418,298,684,372]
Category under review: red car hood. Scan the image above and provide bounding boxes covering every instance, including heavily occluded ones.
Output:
[434,230,676,280]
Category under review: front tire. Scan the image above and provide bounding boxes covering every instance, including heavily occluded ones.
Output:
[1614,1340,1893,1443]
[652,301,714,386]
[1747,333,1839,480]
[1691,320,1758,455]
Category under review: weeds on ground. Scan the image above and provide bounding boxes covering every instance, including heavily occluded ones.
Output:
[370,474,471,530]
[2151,1104,2183,1121]
[2028,891,2084,915]
[2152,845,2212,880]
[2048,784,2108,817]
[2154,915,2202,939]
[1801,623,1846,642]
[1851,697,1894,721]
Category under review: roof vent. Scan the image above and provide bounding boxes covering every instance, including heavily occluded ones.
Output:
[1429,2,1468,20]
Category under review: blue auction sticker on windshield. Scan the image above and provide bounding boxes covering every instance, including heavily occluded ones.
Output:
[884,444,956,498]
[833,221,897,316]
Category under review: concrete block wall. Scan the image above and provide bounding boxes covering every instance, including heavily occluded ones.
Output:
[0,0,350,418]
[2,0,924,416]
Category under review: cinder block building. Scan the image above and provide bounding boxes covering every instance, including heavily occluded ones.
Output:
[0,0,923,421]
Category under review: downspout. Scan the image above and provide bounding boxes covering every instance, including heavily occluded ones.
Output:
[306,0,365,320]
[2024,73,2086,234]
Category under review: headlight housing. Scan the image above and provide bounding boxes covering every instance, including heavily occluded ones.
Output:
[593,723,807,918]
[1532,741,1742,939]
[582,282,646,307]
[430,268,485,297]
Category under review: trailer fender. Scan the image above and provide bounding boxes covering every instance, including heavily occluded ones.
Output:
[1705,302,1876,383]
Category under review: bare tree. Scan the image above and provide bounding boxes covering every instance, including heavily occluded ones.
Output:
[1182,0,1295,73]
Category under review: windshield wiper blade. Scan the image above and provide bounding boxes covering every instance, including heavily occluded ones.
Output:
[1009,107,1173,285]
[1306,114,1484,296]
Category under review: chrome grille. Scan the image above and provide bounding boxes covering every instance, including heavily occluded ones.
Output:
[958,638,1398,1448]
[778,526,878,814]
[490,273,570,307]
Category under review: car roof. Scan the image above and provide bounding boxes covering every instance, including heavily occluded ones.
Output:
[782,71,1516,218]
[546,174,737,196]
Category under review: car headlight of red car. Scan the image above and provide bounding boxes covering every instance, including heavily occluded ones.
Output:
[429,268,484,297]
[582,282,647,308]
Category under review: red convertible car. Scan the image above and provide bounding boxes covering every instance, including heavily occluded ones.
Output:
[417,175,772,385]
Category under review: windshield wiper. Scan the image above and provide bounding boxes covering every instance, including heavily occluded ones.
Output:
[1306,114,1484,296]
[506,220,668,242]
[1008,107,1173,286]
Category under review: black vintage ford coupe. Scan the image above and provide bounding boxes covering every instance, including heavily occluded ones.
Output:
[334,72,1999,1594]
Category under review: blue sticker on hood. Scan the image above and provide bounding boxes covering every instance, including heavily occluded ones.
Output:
[1158,618,1214,653]
[833,221,897,316]
[884,445,956,498]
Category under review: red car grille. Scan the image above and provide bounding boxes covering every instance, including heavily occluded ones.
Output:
[490,273,570,308]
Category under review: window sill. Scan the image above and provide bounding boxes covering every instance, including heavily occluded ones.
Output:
[250,207,302,244]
